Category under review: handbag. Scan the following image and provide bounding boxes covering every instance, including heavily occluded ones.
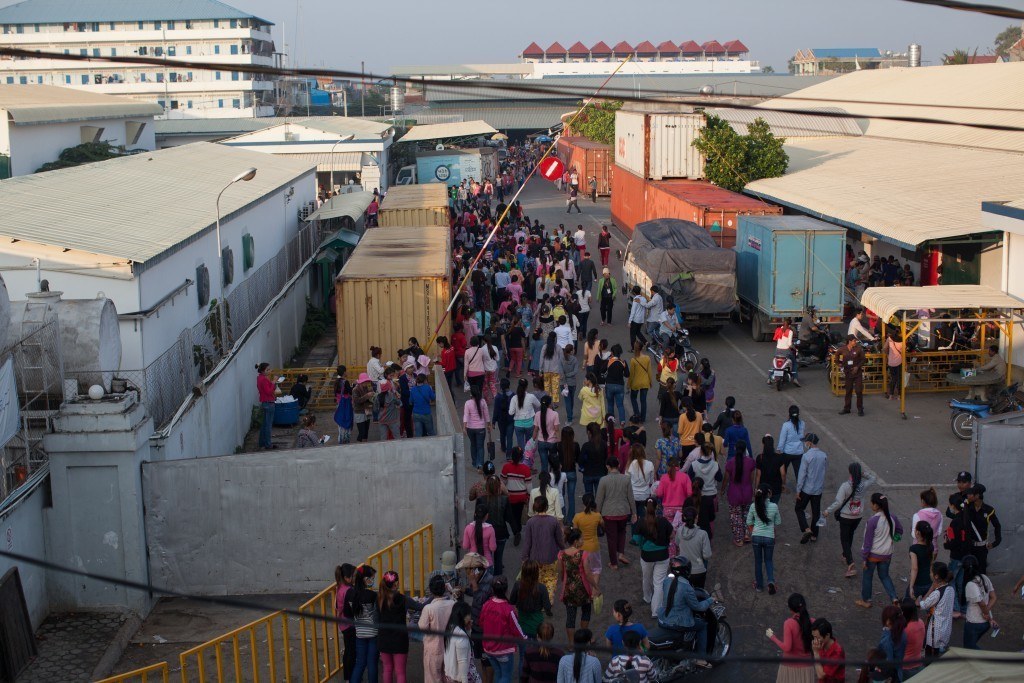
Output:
[833,489,855,522]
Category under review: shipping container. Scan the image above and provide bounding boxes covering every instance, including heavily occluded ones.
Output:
[557,136,613,195]
[377,184,450,227]
[335,226,452,368]
[735,215,846,341]
[610,163,647,237]
[614,110,705,180]
[646,180,783,248]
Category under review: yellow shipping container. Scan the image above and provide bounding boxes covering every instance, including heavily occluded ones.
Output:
[377,184,450,228]
[335,226,452,368]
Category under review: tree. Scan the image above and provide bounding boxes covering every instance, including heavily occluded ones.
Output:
[691,114,788,193]
[574,100,621,145]
[761,65,775,74]
[35,141,123,173]
[942,48,976,65]
[995,24,1022,57]
[787,56,796,74]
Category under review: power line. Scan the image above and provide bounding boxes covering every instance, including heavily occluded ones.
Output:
[1,47,1023,135]
[899,0,1024,20]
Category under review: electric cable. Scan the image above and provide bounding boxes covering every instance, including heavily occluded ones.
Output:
[898,0,1024,20]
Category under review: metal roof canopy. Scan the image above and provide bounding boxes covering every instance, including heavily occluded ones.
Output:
[305,192,374,222]
[398,120,498,143]
[0,84,163,124]
[0,0,271,23]
[336,226,450,279]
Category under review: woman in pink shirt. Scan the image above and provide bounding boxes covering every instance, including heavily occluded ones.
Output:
[767,593,815,682]
[533,395,560,470]
[256,362,277,449]
[462,501,497,565]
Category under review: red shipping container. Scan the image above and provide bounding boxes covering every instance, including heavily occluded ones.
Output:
[557,136,613,195]
[645,180,783,248]
[610,163,647,237]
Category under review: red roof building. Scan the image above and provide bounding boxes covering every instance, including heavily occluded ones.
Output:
[567,41,590,57]
[611,40,634,56]
[966,54,1001,64]
[679,40,702,55]
[656,40,679,56]
[702,40,725,55]
[723,39,749,55]
[545,41,567,57]
[634,40,658,55]
[522,42,544,57]
[590,40,612,56]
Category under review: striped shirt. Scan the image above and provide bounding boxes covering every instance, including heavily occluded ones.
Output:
[603,654,653,682]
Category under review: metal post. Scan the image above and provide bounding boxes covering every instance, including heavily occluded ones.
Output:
[214,168,258,353]
[900,313,908,419]
[360,61,365,117]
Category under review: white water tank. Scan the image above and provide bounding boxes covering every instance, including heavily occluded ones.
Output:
[909,44,922,67]
[390,85,404,113]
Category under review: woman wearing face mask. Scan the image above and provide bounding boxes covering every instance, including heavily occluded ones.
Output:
[824,463,876,579]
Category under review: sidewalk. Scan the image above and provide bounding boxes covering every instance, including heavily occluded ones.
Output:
[18,612,131,683]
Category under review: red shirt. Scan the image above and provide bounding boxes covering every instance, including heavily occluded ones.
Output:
[440,347,456,372]
[817,640,845,682]
[257,374,276,403]
[452,332,468,360]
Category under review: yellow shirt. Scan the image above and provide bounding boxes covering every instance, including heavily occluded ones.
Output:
[573,511,603,553]
[578,386,606,426]
[677,412,704,447]
[628,356,653,390]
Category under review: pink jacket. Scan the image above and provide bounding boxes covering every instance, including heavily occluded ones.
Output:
[479,598,524,655]
[463,399,490,429]
[461,522,496,564]
[657,472,693,508]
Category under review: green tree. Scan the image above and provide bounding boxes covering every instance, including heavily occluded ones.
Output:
[995,24,1022,57]
[761,65,775,74]
[574,100,622,145]
[691,114,788,193]
[942,48,976,65]
[787,56,796,74]
[35,141,123,173]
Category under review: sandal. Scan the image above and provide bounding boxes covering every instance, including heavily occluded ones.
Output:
[618,555,631,566]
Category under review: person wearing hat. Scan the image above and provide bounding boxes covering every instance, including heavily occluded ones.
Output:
[837,334,867,416]
[597,267,617,326]
[428,551,466,601]
[964,484,1001,574]
[351,372,376,443]
[419,574,456,683]
[795,433,828,544]
[456,552,494,669]
[947,471,973,519]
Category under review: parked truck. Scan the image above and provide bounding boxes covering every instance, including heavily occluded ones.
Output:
[394,147,499,187]
[735,215,846,341]
[622,218,737,331]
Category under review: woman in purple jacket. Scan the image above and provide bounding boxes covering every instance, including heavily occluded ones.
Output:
[857,492,904,609]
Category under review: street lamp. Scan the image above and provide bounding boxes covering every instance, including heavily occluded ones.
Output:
[214,167,257,352]
[328,134,356,195]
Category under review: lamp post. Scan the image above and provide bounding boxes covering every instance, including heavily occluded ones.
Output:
[328,134,355,195]
[214,167,257,353]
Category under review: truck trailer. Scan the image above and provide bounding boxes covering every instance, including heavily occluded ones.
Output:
[394,147,499,187]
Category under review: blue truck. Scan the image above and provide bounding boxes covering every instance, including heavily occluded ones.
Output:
[735,215,846,341]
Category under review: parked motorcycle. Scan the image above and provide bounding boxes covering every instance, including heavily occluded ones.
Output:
[768,352,795,391]
[644,600,731,681]
[949,382,1023,440]
[795,320,838,367]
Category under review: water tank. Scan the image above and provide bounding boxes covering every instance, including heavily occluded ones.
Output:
[7,291,122,391]
[390,85,405,113]
[909,44,921,67]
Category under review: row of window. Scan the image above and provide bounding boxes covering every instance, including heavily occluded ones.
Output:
[157,99,246,110]
[5,71,256,84]
[55,42,253,57]
[1,19,265,34]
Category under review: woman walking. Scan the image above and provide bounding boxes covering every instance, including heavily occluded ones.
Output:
[766,593,815,682]
[480,576,525,683]
[500,446,532,546]
[698,358,716,415]
[443,602,476,683]
[628,340,652,422]
[465,336,488,393]
[540,332,562,402]
[507,318,526,377]
[577,373,605,428]
[857,493,904,609]
[334,564,357,681]
[962,555,997,649]
[723,410,752,461]
[778,406,805,490]
[377,571,410,683]
[676,396,703,450]
[572,492,603,556]
[534,394,560,471]
[343,564,379,683]
[522,495,567,599]
[884,333,905,400]
[824,463,876,579]
[756,435,786,505]
[598,226,612,266]
[676,507,712,589]
[603,344,629,423]
[522,622,563,683]
[463,386,491,471]
[596,457,637,569]
[626,444,655,545]
[638,498,673,616]
[747,484,782,594]
[917,562,954,656]
[529,471,564,523]
[686,443,721,541]
[462,501,497,567]
[557,529,598,642]
[877,605,907,680]
[482,335,501,403]
[560,345,579,424]
[511,560,553,643]
[255,363,277,449]
[509,378,542,449]
[724,440,757,546]
[377,369,402,441]
[579,422,606,497]
[556,629,602,683]
[481,477,511,577]
[558,426,580,520]
[908,522,935,600]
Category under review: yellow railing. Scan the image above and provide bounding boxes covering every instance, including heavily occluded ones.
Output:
[829,348,984,395]
[178,611,294,683]
[365,523,435,599]
[94,662,169,683]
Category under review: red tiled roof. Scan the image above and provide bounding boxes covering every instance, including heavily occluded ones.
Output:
[656,40,679,53]
[567,41,590,56]
[522,42,543,56]
[702,40,725,54]
[611,40,634,53]
[545,41,567,55]
[966,54,1000,64]
[590,40,612,55]
[723,39,749,54]
[678,40,702,53]
[634,40,657,54]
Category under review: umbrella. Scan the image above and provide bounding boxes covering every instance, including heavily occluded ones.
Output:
[491,133,508,140]
[536,135,552,142]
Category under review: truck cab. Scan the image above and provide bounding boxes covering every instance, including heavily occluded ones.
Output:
[394,165,417,185]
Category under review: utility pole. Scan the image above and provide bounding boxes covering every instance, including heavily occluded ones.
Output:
[361,61,365,117]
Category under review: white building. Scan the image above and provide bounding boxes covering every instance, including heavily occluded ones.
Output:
[0,83,160,177]
[220,117,395,193]
[0,0,279,118]
[0,142,317,371]
[982,199,1024,372]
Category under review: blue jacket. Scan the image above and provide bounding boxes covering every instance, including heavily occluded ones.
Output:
[777,420,805,456]
[878,627,906,681]
[658,575,712,629]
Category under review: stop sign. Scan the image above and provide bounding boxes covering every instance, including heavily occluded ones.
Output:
[538,157,564,182]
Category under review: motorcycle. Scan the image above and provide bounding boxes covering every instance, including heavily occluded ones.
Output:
[647,328,699,367]
[795,319,836,368]
[768,352,795,391]
[644,599,731,681]
[949,382,1022,440]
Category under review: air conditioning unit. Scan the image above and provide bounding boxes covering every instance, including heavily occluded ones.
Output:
[284,131,297,142]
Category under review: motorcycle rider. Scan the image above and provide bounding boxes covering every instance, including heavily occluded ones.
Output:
[770,319,801,387]
[847,309,878,343]
[797,307,828,363]
[657,556,715,670]
[652,301,681,349]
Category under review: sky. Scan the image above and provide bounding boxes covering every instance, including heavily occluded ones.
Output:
[234,0,1019,74]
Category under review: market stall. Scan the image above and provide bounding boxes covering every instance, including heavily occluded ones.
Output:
[830,286,1024,418]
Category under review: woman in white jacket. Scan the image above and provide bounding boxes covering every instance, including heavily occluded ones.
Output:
[823,463,876,579]
[443,602,475,683]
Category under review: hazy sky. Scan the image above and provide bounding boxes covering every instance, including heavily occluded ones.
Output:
[234,0,1018,73]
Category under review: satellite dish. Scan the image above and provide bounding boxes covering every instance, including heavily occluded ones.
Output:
[435,143,445,151]
[700,85,714,96]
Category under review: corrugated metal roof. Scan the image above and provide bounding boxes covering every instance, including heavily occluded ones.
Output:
[0,84,162,124]
[0,142,314,263]
[0,0,269,23]
[707,106,863,138]
[306,192,374,221]
[379,184,449,211]
[154,115,390,139]
[862,286,1024,323]
[809,48,882,59]
[337,226,450,279]
[398,120,497,143]
[274,151,361,171]
[417,105,567,130]
[294,118,393,138]
[745,136,1024,248]
[758,62,1024,153]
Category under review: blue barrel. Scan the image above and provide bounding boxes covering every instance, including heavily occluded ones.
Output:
[273,400,301,426]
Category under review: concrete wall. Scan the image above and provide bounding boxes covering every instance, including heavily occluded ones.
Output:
[143,438,457,594]
[979,240,1004,291]
[0,474,50,628]
[6,116,155,176]
[433,367,468,532]
[972,412,1024,576]
[1004,233,1024,370]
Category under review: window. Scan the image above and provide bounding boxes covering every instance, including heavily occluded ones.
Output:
[230,44,238,55]
[185,45,191,55]
[36,76,42,83]
[154,20,161,29]
[91,22,99,31]
[167,45,176,56]
[167,21,175,30]
[213,45,220,54]
[109,22,115,30]
[80,75,88,84]
[15,24,23,34]
[215,71,221,80]
[218,99,224,108]
[19,76,26,84]
[126,120,146,145]
[157,100,165,109]
[242,234,255,270]
[214,19,219,28]
[64,75,70,84]
[169,72,177,82]
[92,48,99,56]
[138,21,144,30]
[154,46,163,56]
[110,48,116,56]
[5,77,13,84]
[187,100,192,109]
[232,98,240,108]
[63,48,69,54]
[156,72,164,82]
[230,19,238,28]
[231,70,239,81]
[140,73,147,81]
[35,24,40,32]
[137,46,147,55]
[170,100,178,110]
[80,48,87,55]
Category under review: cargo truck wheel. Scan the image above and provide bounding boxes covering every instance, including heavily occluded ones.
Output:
[751,314,763,341]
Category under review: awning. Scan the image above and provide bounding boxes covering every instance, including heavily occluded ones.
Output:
[276,151,362,172]
[861,285,1024,323]
[320,229,362,250]
[398,120,497,143]
[909,647,1024,682]
[305,192,375,222]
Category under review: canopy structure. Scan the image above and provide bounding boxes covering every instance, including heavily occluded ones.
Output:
[911,647,1024,682]
[398,120,497,144]
[858,286,1024,417]
[305,192,374,222]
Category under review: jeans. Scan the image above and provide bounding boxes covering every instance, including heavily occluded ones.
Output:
[514,425,533,449]
[578,311,590,339]
[962,620,989,649]
[486,653,514,683]
[497,421,513,455]
[259,401,275,448]
[564,384,576,423]
[641,558,670,617]
[752,535,776,588]
[630,388,648,421]
[494,537,507,577]
[467,428,486,469]
[947,558,964,612]
[605,382,626,422]
[350,637,378,683]
[631,498,647,543]
[564,471,578,520]
[537,441,555,472]
[629,322,646,348]
[583,475,603,497]
[603,516,628,566]
[413,412,434,437]
[795,493,822,536]
[862,559,897,602]
[839,517,862,566]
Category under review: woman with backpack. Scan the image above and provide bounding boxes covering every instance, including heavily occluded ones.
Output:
[917,561,954,656]
[557,529,598,642]
[603,344,629,423]
[857,493,904,609]
[723,440,757,547]
[824,463,877,579]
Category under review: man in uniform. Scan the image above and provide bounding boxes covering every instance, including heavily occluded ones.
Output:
[964,483,1001,574]
[838,334,866,416]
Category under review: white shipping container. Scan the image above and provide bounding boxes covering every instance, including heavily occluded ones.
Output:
[614,111,706,180]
